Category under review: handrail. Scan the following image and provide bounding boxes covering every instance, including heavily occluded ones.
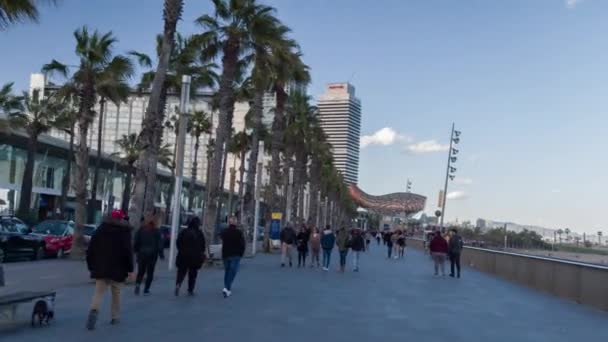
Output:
[410,237,608,271]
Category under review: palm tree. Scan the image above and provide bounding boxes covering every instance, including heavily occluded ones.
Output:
[8,90,66,219]
[113,133,140,212]
[42,27,124,258]
[227,131,249,216]
[129,0,184,230]
[557,229,564,244]
[598,231,603,245]
[88,55,134,222]
[0,82,23,118]
[187,110,212,211]
[564,228,571,242]
[0,0,56,30]
[195,0,279,240]
[53,103,77,216]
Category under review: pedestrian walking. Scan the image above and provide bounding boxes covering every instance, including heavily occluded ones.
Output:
[175,217,206,296]
[448,228,464,278]
[221,217,246,298]
[365,231,371,251]
[296,226,309,267]
[309,227,321,267]
[397,231,406,259]
[376,232,381,245]
[429,231,449,276]
[133,214,164,296]
[384,231,393,258]
[280,224,296,267]
[350,229,365,272]
[85,210,133,330]
[336,227,351,273]
[391,231,399,259]
[320,225,335,271]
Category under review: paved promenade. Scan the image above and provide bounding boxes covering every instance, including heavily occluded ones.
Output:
[2,243,607,341]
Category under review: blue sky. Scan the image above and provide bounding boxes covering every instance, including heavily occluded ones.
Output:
[1,0,606,233]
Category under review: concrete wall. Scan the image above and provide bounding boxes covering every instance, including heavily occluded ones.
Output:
[408,238,608,311]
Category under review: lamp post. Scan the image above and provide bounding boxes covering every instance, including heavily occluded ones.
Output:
[168,75,191,270]
[439,123,461,229]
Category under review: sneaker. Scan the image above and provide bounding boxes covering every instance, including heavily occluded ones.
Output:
[187,290,194,296]
[222,288,232,298]
[449,274,455,278]
[134,284,140,295]
[143,289,150,296]
[281,263,285,268]
[110,318,120,325]
[86,309,98,331]
[457,274,461,279]
[322,267,328,271]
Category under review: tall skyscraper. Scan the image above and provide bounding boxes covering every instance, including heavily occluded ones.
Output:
[317,83,361,184]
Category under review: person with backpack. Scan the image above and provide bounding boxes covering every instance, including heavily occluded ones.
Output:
[296,226,309,267]
[336,227,351,273]
[448,228,464,278]
[320,225,335,271]
[350,229,365,272]
[174,217,206,296]
[85,210,133,330]
[133,214,164,296]
[280,224,296,267]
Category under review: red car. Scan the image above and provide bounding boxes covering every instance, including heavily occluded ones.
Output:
[31,220,74,258]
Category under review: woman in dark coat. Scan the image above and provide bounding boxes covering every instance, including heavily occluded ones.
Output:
[175,217,206,296]
[296,226,310,268]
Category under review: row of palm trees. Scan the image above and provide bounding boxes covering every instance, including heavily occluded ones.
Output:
[0,0,357,256]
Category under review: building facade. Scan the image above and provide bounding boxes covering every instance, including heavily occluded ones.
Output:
[317,83,361,184]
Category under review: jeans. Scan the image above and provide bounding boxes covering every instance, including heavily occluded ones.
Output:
[322,249,332,268]
[432,252,447,275]
[176,267,199,292]
[136,254,157,291]
[223,256,241,291]
[297,250,308,267]
[387,245,393,258]
[339,250,348,268]
[450,253,461,276]
[90,279,121,320]
[352,251,361,270]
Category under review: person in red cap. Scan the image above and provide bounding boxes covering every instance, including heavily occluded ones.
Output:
[85,209,133,330]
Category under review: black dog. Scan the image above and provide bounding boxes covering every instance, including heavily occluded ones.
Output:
[31,299,54,326]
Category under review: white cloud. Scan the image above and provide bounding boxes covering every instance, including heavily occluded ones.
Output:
[551,189,562,194]
[360,127,411,148]
[447,191,468,200]
[454,177,473,185]
[566,0,583,9]
[406,140,449,154]
[467,154,479,163]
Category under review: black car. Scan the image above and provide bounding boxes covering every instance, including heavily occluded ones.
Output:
[0,217,46,261]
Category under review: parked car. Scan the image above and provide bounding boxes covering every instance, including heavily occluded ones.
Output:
[0,216,46,261]
[30,220,74,258]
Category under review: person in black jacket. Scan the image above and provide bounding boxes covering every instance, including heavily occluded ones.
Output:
[133,215,164,296]
[86,210,133,330]
[175,217,206,296]
[350,229,365,272]
[280,224,296,267]
[221,217,245,298]
[448,228,464,278]
[296,226,309,268]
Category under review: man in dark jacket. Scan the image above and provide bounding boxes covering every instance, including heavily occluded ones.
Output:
[221,217,245,298]
[175,217,206,296]
[280,224,296,267]
[448,228,464,278]
[350,229,365,272]
[86,210,133,330]
[133,215,164,295]
[320,225,335,271]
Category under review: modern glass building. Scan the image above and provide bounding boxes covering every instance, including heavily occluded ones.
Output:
[317,83,362,184]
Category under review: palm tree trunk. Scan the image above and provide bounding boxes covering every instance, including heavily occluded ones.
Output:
[202,40,239,242]
[121,168,133,212]
[59,128,75,218]
[129,0,183,230]
[16,133,38,220]
[265,85,287,251]
[244,86,263,228]
[89,97,106,222]
[188,134,200,211]
[72,102,93,259]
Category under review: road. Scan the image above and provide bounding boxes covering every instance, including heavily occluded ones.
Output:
[1,244,607,341]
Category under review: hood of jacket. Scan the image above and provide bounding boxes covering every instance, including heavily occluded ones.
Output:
[323,229,333,235]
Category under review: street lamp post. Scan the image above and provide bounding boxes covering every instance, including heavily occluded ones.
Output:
[439,123,461,229]
[168,75,191,270]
